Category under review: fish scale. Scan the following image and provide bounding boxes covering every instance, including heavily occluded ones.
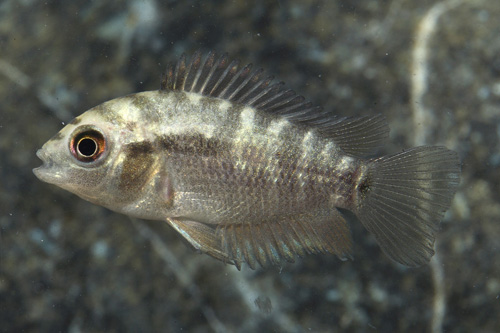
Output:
[34,51,460,269]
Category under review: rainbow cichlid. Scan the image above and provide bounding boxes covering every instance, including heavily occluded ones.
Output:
[33,51,461,269]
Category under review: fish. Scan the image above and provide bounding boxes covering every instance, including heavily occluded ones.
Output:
[33,51,461,269]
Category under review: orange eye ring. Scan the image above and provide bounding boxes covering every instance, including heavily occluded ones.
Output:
[70,128,106,163]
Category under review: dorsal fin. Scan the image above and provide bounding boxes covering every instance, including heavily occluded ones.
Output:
[161,51,389,155]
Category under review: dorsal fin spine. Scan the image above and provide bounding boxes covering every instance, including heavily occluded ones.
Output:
[233,68,265,103]
[194,51,216,93]
[262,89,296,111]
[255,81,284,107]
[225,64,254,100]
[161,52,389,156]
[184,51,202,92]
[209,58,238,96]
[274,99,308,116]
[203,53,228,95]
[219,62,250,99]
[173,54,187,90]
[197,52,217,94]
[254,82,285,109]
[188,53,204,92]
[244,76,275,105]
[220,61,248,100]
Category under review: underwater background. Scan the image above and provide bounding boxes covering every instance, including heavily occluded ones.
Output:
[1,0,498,332]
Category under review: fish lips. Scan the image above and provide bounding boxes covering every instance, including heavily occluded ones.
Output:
[33,149,60,184]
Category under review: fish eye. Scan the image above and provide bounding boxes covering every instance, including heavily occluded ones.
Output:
[70,128,106,163]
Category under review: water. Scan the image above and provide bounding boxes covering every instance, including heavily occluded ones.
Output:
[1,0,498,332]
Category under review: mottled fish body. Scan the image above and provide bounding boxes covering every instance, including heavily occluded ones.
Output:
[34,51,460,269]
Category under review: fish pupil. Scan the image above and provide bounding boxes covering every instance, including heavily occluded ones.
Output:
[78,138,97,157]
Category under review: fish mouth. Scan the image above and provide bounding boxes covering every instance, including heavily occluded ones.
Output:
[33,149,55,182]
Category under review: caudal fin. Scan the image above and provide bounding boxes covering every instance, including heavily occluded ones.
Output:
[355,146,460,266]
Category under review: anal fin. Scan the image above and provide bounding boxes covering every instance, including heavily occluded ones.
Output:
[219,209,353,269]
[167,209,353,270]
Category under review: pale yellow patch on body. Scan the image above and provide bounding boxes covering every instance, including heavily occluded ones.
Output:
[320,142,334,163]
[238,107,256,133]
[158,92,220,138]
[300,131,315,157]
[110,98,143,123]
[185,91,203,105]
[267,118,289,137]
[234,107,256,145]
[217,99,232,114]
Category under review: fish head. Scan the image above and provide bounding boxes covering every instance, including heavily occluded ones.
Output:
[33,104,128,206]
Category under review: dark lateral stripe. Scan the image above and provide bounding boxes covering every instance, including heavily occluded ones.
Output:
[118,141,156,192]
[127,141,155,155]
[158,133,227,156]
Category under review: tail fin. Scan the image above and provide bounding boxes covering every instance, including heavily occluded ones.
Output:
[355,146,460,266]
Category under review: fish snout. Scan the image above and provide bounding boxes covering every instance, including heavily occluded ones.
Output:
[33,149,55,181]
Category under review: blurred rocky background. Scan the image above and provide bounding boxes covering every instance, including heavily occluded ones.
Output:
[1,0,498,332]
